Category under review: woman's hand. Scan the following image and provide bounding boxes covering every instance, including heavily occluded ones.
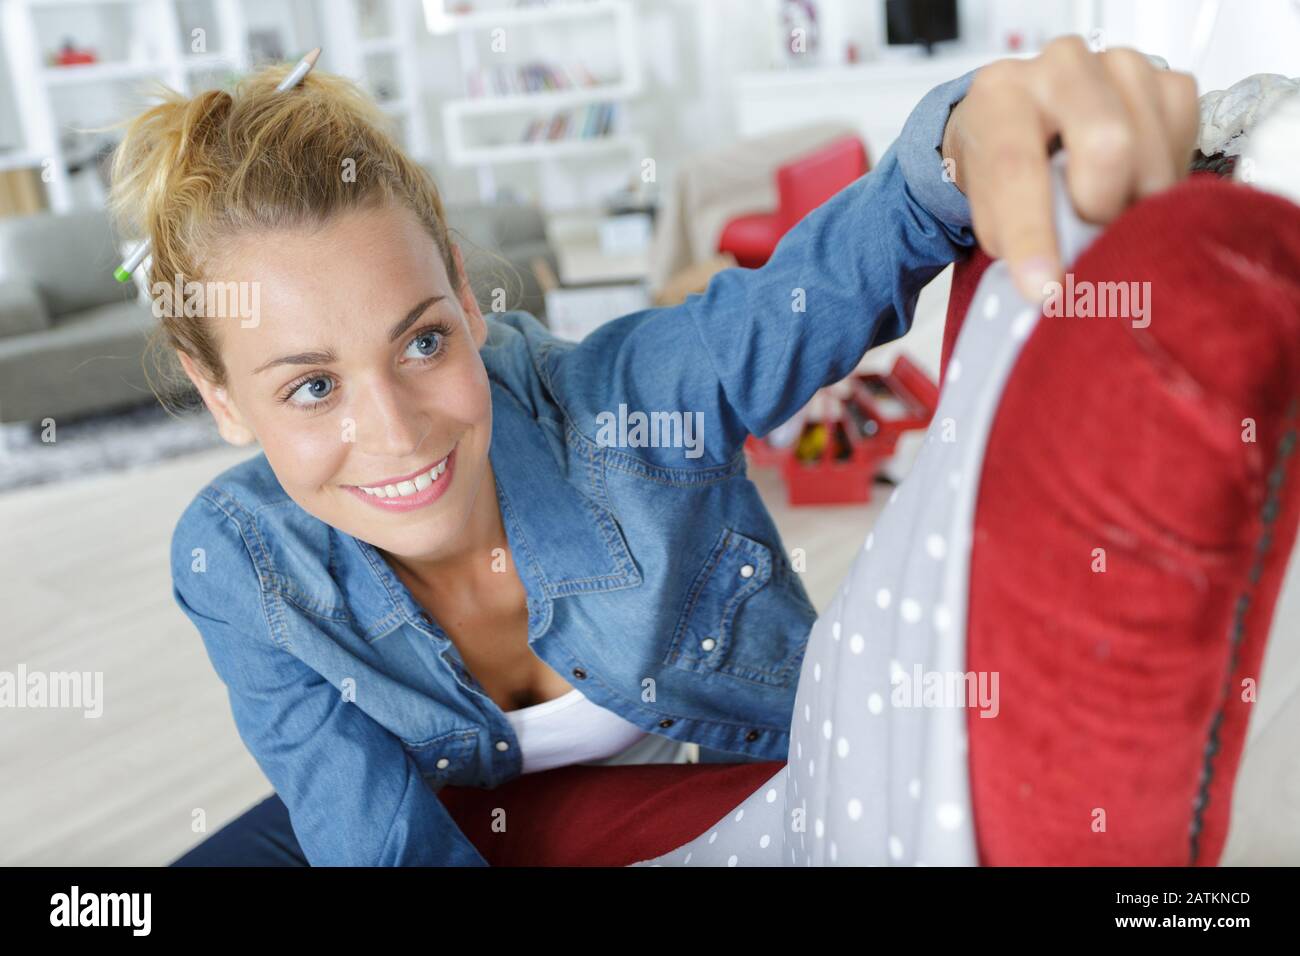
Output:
[940,35,1200,302]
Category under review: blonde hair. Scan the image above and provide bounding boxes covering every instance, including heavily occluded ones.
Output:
[109,64,463,392]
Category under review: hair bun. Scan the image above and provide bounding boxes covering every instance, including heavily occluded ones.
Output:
[108,85,234,250]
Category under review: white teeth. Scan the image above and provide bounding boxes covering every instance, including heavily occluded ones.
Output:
[358,453,450,498]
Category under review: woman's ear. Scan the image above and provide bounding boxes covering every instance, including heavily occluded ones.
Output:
[175,349,257,447]
[450,244,487,347]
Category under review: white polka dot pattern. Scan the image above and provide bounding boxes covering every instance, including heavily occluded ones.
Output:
[629,152,1100,867]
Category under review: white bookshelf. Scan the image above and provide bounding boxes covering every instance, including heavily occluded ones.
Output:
[318,0,432,161]
[0,0,641,213]
[452,131,637,166]
[446,79,639,117]
[424,0,644,209]
[424,0,616,33]
[0,0,435,212]
[0,0,254,213]
[733,50,1032,159]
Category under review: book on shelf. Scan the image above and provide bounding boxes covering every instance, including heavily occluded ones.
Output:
[515,103,617,143]
[465,60,605,98]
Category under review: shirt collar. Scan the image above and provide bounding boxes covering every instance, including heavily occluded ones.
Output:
[349,378,642,639]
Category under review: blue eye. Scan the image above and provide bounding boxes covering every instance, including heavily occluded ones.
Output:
[405,329,444,360]
[277,321,452,411]
[288,376,334,406]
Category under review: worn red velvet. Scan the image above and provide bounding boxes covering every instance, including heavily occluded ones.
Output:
[950,173,1300,865]
[438,760,785,866]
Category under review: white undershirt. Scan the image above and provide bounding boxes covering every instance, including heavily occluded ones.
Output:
[503,687,693,774]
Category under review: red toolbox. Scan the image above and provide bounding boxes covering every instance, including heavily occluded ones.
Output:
[744,354,938,506]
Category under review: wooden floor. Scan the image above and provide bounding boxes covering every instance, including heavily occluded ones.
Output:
[1,446,269,865]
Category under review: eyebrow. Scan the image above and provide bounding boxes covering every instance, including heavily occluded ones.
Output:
[252,295,447,375]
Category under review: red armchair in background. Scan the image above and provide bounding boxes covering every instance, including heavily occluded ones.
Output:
[716,133,870,269]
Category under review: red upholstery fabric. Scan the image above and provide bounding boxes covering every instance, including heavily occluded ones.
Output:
[717,212,783,269]
[775,135,871,234]
[438,760,785,866]
[938,244,993,387]
[958,174,1300,865]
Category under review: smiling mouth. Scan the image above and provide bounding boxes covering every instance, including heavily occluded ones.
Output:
[351,449,453,500]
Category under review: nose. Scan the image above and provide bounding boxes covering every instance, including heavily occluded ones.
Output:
[351,371,433,461]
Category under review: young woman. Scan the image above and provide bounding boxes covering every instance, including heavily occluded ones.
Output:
[119,37,1199,865]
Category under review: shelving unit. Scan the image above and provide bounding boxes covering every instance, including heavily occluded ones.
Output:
[733,50,1030,158]
[318,0,432,161]
[424,0,644,209]
[0,0,254,213]
[0,0,434,211]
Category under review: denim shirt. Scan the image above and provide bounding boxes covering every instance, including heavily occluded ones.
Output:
[170,68,978,866]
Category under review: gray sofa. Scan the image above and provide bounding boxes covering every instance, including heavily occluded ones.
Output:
[446,200,557,325]
[0,203,557,425]
[0,210,166,425]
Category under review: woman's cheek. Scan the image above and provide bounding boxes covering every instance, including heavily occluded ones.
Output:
[426,352,493,426]
[258,417,350,497]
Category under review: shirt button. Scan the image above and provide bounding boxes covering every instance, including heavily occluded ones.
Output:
[495,740,510,751]
[658,718,674,728]
[745,730,760,742]
[740,564,755,578]
[700,638,716,651]
[572,668,587,680]
[435,757,450,769]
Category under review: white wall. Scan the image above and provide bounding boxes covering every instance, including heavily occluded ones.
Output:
[1095,0,1300,93]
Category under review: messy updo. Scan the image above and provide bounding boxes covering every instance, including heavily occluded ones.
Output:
[109,64,462,393]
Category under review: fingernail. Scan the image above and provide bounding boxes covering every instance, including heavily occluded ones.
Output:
[1012,256,1059,304]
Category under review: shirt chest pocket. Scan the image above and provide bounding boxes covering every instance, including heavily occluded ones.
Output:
[399,728,481,787]
[664,527,807,688]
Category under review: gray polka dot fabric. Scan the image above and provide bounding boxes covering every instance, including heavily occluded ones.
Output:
[630,153,1099,867]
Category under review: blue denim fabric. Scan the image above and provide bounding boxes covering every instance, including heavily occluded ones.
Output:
[169,69,978,866]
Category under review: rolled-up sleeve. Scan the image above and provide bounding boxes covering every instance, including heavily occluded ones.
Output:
[896,67,978,232]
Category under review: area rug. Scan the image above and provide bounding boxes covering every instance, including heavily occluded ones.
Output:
[0,394,227,494]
